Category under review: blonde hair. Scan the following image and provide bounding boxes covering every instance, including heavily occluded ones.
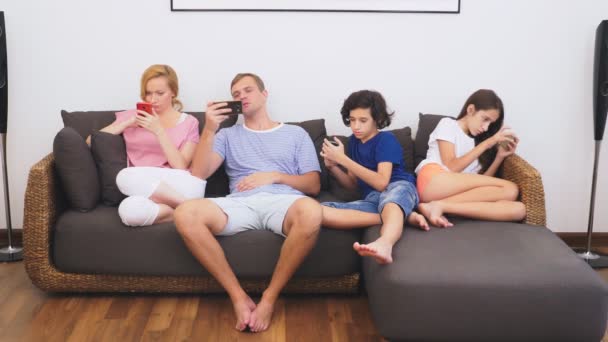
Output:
[140,64,183,111]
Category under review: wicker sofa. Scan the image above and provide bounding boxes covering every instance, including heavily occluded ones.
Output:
[22,111,607,341]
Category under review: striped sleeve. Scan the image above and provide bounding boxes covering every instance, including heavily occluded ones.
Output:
[295,127,321,174]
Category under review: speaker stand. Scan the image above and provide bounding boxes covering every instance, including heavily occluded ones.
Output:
[576,140,608,268]
[0,132,22,262]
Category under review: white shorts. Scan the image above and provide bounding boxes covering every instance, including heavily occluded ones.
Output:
[209,192,305,237]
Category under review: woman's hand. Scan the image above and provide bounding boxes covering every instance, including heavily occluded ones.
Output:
[320,137,346,165]
[135,110,163,136]
[126,115,138,128]
[204,101,232,133]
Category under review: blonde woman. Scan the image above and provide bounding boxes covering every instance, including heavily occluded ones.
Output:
[91,64,205,226]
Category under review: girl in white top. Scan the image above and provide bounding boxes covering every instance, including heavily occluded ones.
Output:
[415,89,526,227]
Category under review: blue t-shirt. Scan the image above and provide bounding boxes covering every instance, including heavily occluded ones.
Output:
[348,131,416,197]
[213,123,321,197]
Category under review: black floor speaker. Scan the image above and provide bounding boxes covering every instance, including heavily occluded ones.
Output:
[580,19,608,268]
[0,12,6,134]
[594,20,608,141]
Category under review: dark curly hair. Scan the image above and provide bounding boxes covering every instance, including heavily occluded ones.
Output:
[456,89,505,173]
[340,90,394,129]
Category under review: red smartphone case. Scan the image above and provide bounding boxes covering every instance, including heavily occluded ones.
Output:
[136,102,152,114]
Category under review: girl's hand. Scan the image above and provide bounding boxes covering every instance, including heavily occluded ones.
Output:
[497,135,519,159]
[136,109,163,136]
[320,137,345,164]
[491,126,517,147]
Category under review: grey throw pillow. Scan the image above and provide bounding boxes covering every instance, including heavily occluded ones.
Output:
[389,126,415,174]
[90,131,128,206]
[53,127,100,211]
[413,113,452,169]
[61,110,117,139]
[286,119,329,191]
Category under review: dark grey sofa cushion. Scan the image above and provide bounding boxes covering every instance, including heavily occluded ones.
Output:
[363,220,608,342]
[53,127,100,211]
[53,191,363,278]
[287,119,329,191]
[90,131,127,206]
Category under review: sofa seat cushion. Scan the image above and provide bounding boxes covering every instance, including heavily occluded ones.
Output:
[363,220,608,342]
[53,193,362,278]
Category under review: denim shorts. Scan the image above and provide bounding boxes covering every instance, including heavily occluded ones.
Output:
[322,180,419,217]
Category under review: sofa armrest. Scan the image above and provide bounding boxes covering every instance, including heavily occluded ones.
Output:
[23,153,66,287]
[500,154,546,226]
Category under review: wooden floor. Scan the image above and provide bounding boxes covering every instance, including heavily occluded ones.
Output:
[0,262,382,342]
[0,259,606,341]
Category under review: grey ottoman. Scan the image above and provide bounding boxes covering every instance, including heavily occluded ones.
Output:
[363,220,608,342]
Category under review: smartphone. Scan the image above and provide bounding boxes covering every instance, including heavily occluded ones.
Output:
[217,101,242,115]
[136,102,153,115]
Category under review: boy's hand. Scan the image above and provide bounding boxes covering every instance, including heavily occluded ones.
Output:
[320,137,345,164]
[323,156,337,168]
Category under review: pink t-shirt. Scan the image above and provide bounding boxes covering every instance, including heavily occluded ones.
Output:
[115,110,200,168]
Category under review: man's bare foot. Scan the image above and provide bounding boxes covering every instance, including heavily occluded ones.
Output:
[408,211,429,231]
[417,202,453,228]
[249,295,275,333]
[353,240,394,264]
[232,296,256,331]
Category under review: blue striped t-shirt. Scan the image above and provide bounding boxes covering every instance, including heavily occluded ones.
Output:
[213,123,321,197]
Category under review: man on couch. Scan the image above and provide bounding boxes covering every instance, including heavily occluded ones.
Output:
[174,73,322,333]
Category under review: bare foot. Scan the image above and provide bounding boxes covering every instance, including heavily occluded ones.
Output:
[408,211,429,231]
[232,296,256,331]
[417,202,453,228]
[353,240,393,264]
[249,296,275,333]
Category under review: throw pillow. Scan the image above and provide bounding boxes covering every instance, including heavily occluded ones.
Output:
[413,113,451,169]
[53,127,100,211]
[286,119,329,191]
[90,131,128,206]
[61,110,117,139]
[389,126,415,174]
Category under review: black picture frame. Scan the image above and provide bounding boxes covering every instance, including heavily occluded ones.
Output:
[171,0,460,14]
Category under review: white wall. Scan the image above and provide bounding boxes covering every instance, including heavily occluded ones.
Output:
[1,0,607,232]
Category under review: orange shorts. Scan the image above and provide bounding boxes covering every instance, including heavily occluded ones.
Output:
[416,163,447,198]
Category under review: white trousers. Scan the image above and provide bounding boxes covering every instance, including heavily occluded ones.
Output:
[116,167,206,226]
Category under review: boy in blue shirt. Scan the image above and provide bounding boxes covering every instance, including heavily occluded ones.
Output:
[321,90,428,264]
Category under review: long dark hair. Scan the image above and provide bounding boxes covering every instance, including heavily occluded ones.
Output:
[456,89,504,173]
